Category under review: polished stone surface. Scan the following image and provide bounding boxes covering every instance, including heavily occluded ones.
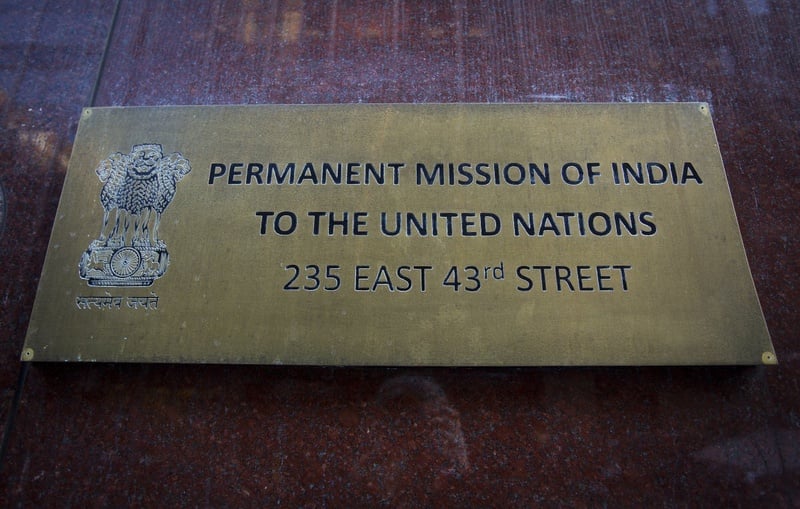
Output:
[1,1,799,506]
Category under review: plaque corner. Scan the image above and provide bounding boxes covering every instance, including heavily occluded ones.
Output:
[21,347,35,362]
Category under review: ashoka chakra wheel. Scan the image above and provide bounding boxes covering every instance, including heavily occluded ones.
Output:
[110,247,142,278]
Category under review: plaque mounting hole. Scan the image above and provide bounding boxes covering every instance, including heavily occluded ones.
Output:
[762,352,777,365]
[22,348,34,361]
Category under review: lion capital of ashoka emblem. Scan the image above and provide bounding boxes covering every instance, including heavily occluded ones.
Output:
[79,144,191,287]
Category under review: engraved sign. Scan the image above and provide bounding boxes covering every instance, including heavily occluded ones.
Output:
[22,104,776,365]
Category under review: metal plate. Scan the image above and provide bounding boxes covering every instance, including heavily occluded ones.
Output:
[22,103,775,365]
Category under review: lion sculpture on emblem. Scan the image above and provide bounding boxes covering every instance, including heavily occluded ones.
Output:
[79,144,191,287]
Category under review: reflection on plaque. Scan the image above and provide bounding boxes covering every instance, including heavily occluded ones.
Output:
[22,103,775,365]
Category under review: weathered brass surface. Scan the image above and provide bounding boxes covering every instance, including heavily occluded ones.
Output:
[22,103,775,365]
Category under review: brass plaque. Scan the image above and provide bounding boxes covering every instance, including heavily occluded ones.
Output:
[22,104,775,365]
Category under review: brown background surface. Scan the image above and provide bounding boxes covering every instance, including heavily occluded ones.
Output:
[1,1,798,506]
